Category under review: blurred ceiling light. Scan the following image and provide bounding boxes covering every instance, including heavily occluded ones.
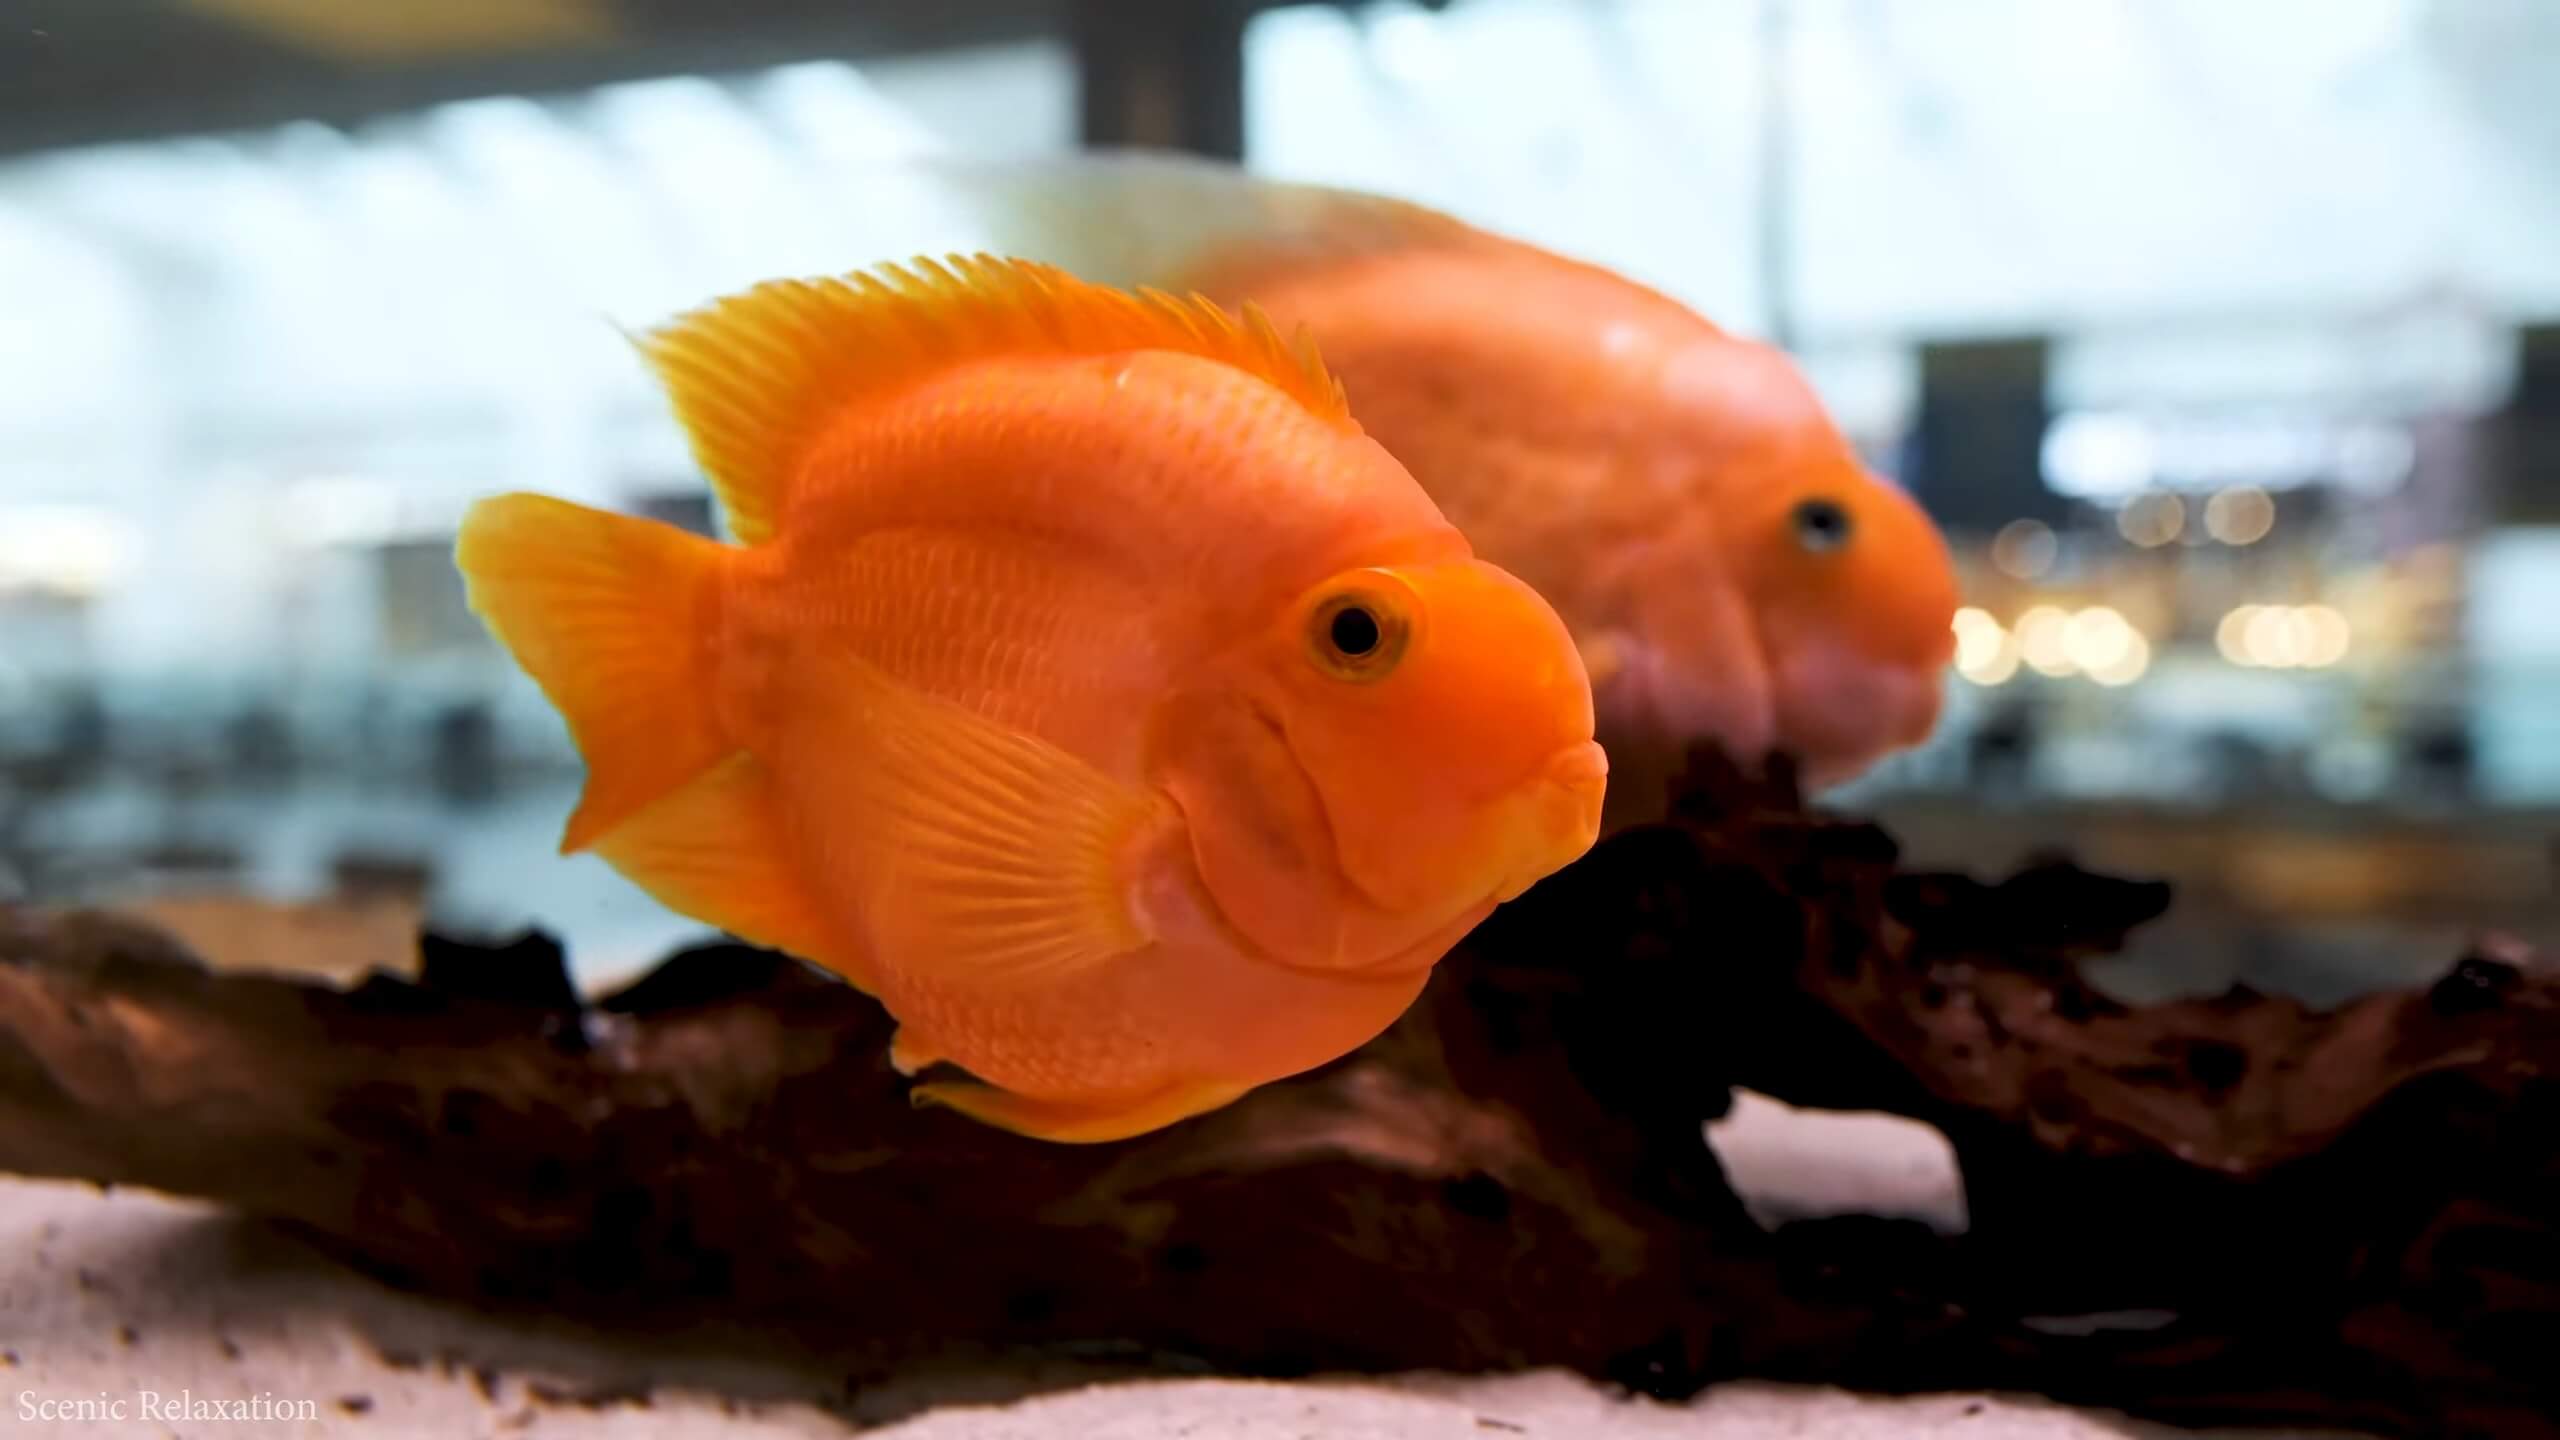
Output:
[2046,410,2417,502]
[589,74,769,158]
[2040,411,2154,499]
[2335,423,2416,494]
[1951,608,2020,686]
[0,505,134,596]
[2085,629,2150,687]
[1365,2,1454,87]
[279,476,404,549]
[1990,519,2058,579]
[2163,419,2324,490]
[2015,605,2074,676]
[583,74,842,293]
[2115,491,2184,548]
[175,0,612,61]
[268,118,357,171]
[2061,606,2136,674]
[2203,486,2276,545]
[426,93,582,167]
[755,61,945,160]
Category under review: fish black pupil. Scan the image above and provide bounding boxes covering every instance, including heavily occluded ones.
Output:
[1330,605,1382,658]
[1795,499,1850,550]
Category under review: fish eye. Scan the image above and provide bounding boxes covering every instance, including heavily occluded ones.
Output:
[1791,497,1853,553]
[1307,590,1410,682]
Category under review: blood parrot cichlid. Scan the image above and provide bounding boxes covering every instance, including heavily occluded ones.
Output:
[936,153,1960,824]
[454,255,1605,1142]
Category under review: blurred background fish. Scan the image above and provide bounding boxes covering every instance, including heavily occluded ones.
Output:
[456,256,1603,1140]
[927,151,1961,826]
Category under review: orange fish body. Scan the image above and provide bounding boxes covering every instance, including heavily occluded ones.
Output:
[456,258,1604,1142]
[952,156,1961,822]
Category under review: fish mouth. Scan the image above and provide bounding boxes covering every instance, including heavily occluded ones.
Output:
[1493,739,1608,901]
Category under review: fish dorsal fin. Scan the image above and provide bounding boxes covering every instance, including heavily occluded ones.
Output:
[637,254,1352,545]
[926,150,1491,297]
[928,151,1726,340]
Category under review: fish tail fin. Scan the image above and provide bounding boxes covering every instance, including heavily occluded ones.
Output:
[454,492,731,853]
[918,149,1476,295]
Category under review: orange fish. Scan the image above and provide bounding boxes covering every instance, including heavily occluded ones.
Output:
[944,154,1960,823]
[454,256,1604,1142]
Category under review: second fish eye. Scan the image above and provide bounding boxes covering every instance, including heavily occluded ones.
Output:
[1308,592,1409,681]
[1791,497,1853,553]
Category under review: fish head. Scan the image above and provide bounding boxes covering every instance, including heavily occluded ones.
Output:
[1732,454,1960,782]
[1162,557,1605,976]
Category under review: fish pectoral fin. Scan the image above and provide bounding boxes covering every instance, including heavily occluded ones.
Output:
[799,648,1168,988]
[587,752,854,981]
[910,1078,1252,1143]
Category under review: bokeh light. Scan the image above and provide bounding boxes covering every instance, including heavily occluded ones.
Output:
[2204,486,2276,545]
[2015,605,2074,675]
[2061,606,2135,674]
[2085,630,2151,687]
[1952,607,2020,685]
[2216,605,2262,665]
[2245,605,2304,666]
[2296,604,2351,667]
[1991,519,2058,579]
[2115,492,2185,548]
[2218,603,2353,669]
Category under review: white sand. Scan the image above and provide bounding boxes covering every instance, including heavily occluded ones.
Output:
[0,1102,2350,1440]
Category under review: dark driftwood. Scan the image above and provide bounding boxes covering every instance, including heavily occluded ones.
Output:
[2,753,2553,1437]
